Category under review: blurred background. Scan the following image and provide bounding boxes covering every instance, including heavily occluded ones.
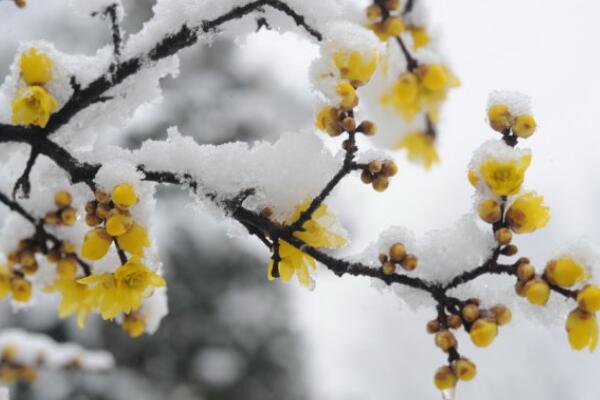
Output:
[0,0,599,399]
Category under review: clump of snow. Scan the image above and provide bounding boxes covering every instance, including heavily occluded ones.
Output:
[0,329,114,371]
[487,90,532,117]
[135,128,339,221]
[139,287,169,335]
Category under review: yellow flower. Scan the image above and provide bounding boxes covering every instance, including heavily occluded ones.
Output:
[545,257,586,288]
[116,223,150,256]
[79,257,165,320]
[44,278,94,328]
[479,154,531,196]
[20,48,53,85]
[409,26,430,49]
[106,212,134,237]
[333,50,378,86]
[315,106,342,137]
[523,278,551,305]
[578,285,600,313]
[268,202,346,287]
[394,132,439,170]
[566,309,598,352]
[506,192,550,233]
[11,86,59,128]
[469,318,498,347]
[380,65,459,123]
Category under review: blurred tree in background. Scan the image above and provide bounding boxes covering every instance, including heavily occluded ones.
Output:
[0,1,308,399]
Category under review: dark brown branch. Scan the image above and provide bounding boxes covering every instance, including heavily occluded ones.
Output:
[12,146,39,199]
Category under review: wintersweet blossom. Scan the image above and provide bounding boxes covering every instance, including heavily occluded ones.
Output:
[45,278,94,328]
[78,257,165,320]
[380,64,459,122]
[333,49,378,86]
[394,132,439,169]
[11,86,59,128]
[506,192,550,233]
[566,309,598,352]
[479,154,531,196]
[268,202,346,287]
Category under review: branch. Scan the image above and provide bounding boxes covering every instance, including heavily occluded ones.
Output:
[12,146,39,199]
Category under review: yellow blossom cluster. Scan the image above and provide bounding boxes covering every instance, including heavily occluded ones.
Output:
[381,64,459,124]
[11,48,59,128]
[488,104,537,138]
[267,202,346,288]
[42,184,163,336]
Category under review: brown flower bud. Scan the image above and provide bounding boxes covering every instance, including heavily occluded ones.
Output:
[517,263,535,281]
[95,189,111,204]
[366,4,382,20]
[381,160,398,177]
[426,319,441,334]
[447,314,463,330]
[382,262,396,275]
[435,330,457,352]
[372,176,389,192]
[501,244,519,256]
[490,304,512,325]
[342,117,357,132]
[478,199,502,224]
[45,212,60,225]
[378,253,388,264]
[462,304,480,322]
[361,170,374,184]
[495,228,512,245]
[60,207,77,225]
[388,243,406,263]
[357,120,377,136]
[401,254,418,271]
[368,160,383,174]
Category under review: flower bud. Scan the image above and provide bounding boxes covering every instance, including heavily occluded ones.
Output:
[517,262,535,281]
[357,120,377,136]
[433,366,457,390]
[500,244,518,256]
[94,189,111,204]
[462,304,480,322]
[382,262,396,276]
[383,16,405,36]
[360,170,374,184]
[81,228,112,261]
[401,254,418,271]
[112,183,138,210]
[45,211,60,225]
[11,277,32,302]
[372,176,389,192]
[523,278,551,305]
[381,160,398,177]
[54,191,72,209]
[368,160,383,174]
[513,115,536,138]
[566,308,598,352]
[435,330,457,352]
[388,243,406,263]
[60,207,77,225]
[478,199,502,224]
[453,358,477,381]
[365,4,382,20]
[490,304,512,325]
[487,104,512,132]
[545,257,586,288]
[426,319,441,334]
[577,285,600,313]
[495,228,512,245]
[447,314,462,330]
[470,318,498,347]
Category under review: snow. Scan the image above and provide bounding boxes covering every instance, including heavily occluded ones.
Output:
[487,90,532,117]
[0,328,114,371]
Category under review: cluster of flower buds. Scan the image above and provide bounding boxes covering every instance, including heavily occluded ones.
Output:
[82,183,149,260]
[378,242,418,274]
[316,104,378,140]
[488,103,537,138]
[428,299,511,391]
[0,257,32,303]
[45,190,77,226]
[0,345,36,384]
[361,159,398,192]
[11,48,58,128]
[366,0,405,42]
[46,240,79,280]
